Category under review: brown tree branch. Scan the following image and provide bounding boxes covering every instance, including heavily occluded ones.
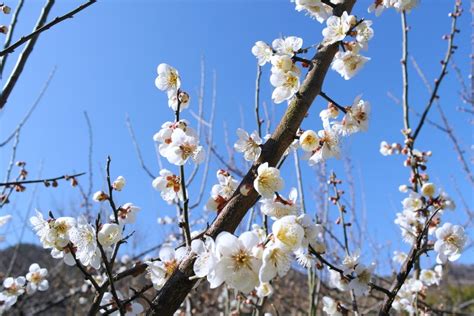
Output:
[146,1,357,314]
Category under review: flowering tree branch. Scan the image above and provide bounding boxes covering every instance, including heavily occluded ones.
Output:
[147,1,357,314]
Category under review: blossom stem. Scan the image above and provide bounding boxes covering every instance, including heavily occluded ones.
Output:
[319,91,347,114]
[175,96,192,248]
[106,156,119,224]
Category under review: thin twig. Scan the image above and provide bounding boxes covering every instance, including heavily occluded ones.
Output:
[0,172,85,186]
[0,0,96,57]
[0,0,55,110]
[401,11,410,132]
[0,0,25,78]
[412,2,461,140]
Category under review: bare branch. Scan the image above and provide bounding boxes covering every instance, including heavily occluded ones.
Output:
[412,2,461,140]
[0,0,25,78]
[0,0,96,57]
[0,171,85,187]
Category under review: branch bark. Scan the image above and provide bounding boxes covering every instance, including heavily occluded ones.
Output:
[147,1,357,315]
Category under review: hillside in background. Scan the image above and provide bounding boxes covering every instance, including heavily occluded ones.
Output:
[1,244,473,315]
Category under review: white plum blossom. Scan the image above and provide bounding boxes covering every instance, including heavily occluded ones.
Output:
[434,223,467,264]
[420,265,442,286]
[438,191,456,210]
[153,120,197,157]
[322,11,355,46]
[112,176,126,191]
[368,0,418,16]
[342,250,360,274]
[421,182,436,197]
[1,277,25,306]
[379,141,394,156]
[93,191,108,202]
[116,203,140,225]
[331,51,370,80]
[322,296,342,316]
[260,188,299,220]
[272,36,303,57]
[368,0,390,16]
[163,128,204,165]
[293,0,333,23]
[270,54,298,74]
[25,263,49,294]
[333,96,370,136]
[191,236,218,281]
[70,217,101,269]
[328,269,349,291]
[152,169,182,204]
[320,103,340,122]
[98,223,122,248]
[296,214,326,253]
[402,192,423,212]
[299,130,319,152]
[147,246,187,290]
[30,212,76,265]
[270,70,300,104]
[254,162,284,198]
[212,231,261,293]
[392,278,423,314]
[394,209,423,244]
[259,242,293,283]
[305,126,340,165]
[354,20,374,50]
[234,128,263,162]
[348,263,375,296]
[252,41,273,66]
[391,0,419,13]
[205,170,238,212]
[155,63,180,93]
[272,215,305,251]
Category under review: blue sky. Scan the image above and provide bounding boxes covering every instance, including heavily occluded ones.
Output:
[0,0,472,269]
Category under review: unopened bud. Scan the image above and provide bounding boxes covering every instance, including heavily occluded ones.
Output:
[178,91,190,105]
[93,191,109,202]
[1,5,11,14]
[112,176,126,191]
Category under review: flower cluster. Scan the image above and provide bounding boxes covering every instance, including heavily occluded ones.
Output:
[152,64,205,207]
[205,170,239,213]
[321,11,374,80]
[0,263,49,314]
[30,176,139,270]
[252,36,303,104]
[299,95,370,165]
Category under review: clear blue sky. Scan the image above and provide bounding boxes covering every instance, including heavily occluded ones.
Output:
[0,0,472,270]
